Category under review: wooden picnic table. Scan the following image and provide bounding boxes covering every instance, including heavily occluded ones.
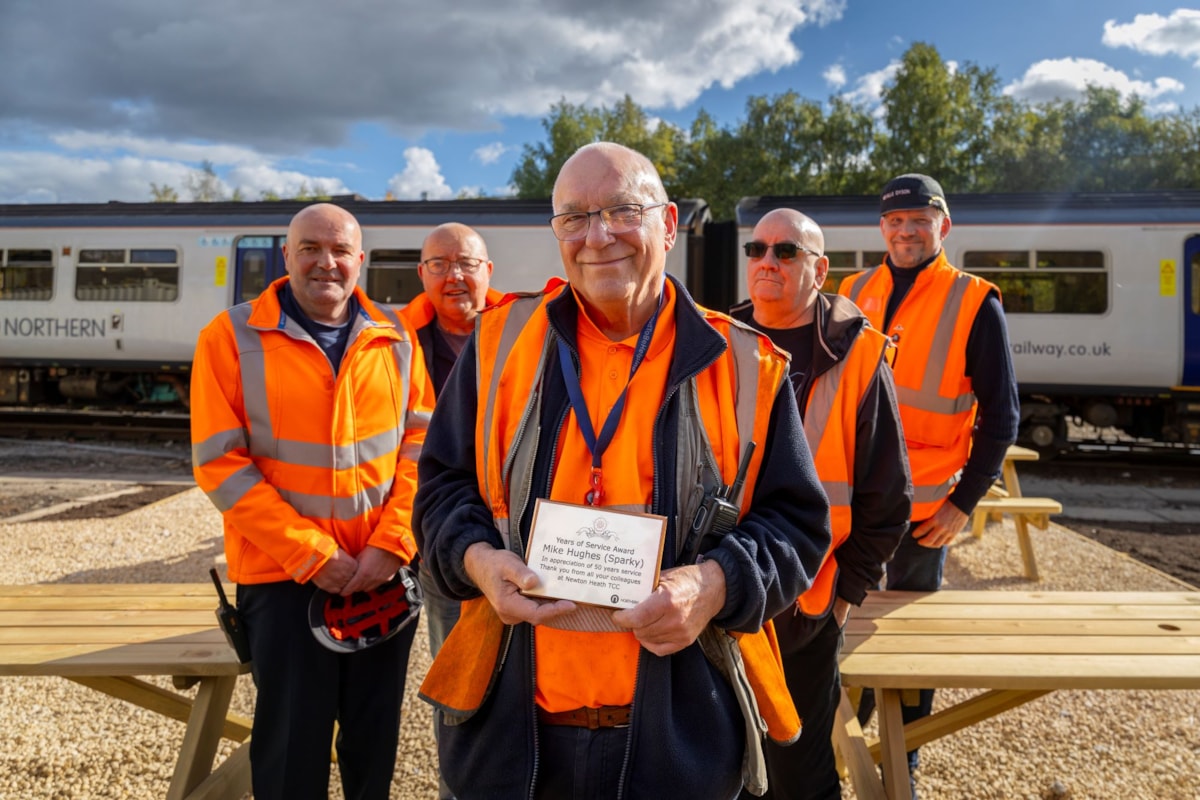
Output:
[0,583,252,800]
[970,444,1061,579]
[836,589,1200,800]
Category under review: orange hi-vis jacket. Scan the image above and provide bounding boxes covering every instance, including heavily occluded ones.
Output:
[418,276,832,797]
[399,288,504,399]
[190,277,432,584]
[397,289,504,332]
[796,318,893,616]
[840,252,998,520]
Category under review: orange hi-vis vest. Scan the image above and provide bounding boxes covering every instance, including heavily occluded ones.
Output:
[840,252,998,520]
[796,324,892,616]
[421,277,803,754]
[191,277,431,584]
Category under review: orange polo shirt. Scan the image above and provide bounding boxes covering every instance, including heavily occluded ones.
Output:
[534,281,677,713]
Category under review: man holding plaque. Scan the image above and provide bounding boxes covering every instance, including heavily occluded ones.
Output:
[413,142,830,800]
[732,208,912,799]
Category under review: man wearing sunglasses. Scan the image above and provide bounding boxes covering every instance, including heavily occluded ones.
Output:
[840,175,1018,797]
[732,208,912,800]
[401,222,503,800]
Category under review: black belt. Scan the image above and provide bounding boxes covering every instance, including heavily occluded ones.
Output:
[537,704,632,729]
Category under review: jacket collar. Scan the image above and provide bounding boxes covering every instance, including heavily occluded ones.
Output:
[546,273,727,388]
[730,292,867,382]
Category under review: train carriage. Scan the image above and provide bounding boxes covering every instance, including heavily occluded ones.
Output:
[735,191,1200,452]
[0,197,711,406]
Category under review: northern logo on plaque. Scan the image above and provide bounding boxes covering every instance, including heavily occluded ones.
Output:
[523,499,667,611]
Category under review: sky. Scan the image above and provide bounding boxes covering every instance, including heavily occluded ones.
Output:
[2,1,1199,205]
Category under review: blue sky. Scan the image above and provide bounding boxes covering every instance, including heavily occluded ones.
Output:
[1,2,1198,204]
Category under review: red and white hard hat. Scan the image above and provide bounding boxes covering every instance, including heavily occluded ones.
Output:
[308,564,423,653]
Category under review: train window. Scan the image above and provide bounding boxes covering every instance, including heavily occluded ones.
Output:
[964,251,1028,269]
[823,251,859,294]
[964,249,1107,314]
[0,249,54,301]
[863,251,887,268]
[75,248,180,302]
[367,249,423,306]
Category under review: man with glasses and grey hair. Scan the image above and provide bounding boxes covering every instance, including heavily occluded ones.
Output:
[401,221,503,800]
[731,207,911,799]
[413,142,830,799]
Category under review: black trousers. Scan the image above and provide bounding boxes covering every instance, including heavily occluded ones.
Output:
[238,580,418,800]
[743,611,844,800]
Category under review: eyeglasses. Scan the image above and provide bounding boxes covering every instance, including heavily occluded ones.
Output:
[743,241,823,261]
[420,257,486,276]
[549,203,667,241]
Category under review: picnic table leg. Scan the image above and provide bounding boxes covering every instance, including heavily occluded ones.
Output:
[876,689,911,800]
[1014,515,1040,581]
[166,675,237,800]
[1002,459,1023,498]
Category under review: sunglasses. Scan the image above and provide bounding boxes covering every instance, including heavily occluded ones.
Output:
[743,241,823,261]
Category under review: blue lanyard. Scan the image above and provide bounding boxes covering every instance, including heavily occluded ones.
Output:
[557,297,663,506]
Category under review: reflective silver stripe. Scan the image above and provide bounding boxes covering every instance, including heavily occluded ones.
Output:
[227,305,276,458]
[376,305,415,439]
[192,427,249,468]
[802,359,846,455]
[901,273,977,415]
[480,295,544,513]
[895,384,976,415]
[407,409,431,430]
[400,442,423,461]
[206,463,265,513]
[267,428,402,470]
[279,478,394,521]
[844,267,882,306]
[726,326,762,471]
[913,478,955,505]
[821,481,851,507]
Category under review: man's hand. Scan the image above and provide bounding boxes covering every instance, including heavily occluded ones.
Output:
[340,545,403,596]
[911,503,969,548]
[611,559,726,656]
[464,542,577,626]
[833,596,852,628]
[312,548,358,594]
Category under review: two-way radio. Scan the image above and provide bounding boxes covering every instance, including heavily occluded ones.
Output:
[208,567,252,663]
[686,441,756,563]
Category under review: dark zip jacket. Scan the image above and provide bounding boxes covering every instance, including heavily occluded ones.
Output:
[732,293,911,614]
[415,277,830,799]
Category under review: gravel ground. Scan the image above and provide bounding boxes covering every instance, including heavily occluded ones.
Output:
[0,449,1197,798]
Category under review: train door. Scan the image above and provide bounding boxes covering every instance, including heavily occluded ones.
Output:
[1183,235,1200,386]
[233,236,286,305]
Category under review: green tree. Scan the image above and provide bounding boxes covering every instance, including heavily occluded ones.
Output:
[510,95,685,198]
[874,43,1003,191]
[184,160,225,202]
[149,183,178,202]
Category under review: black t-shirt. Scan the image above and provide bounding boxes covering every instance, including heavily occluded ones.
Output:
[279,283,359,375]
[430,326,471,397]
[746,321,815,411]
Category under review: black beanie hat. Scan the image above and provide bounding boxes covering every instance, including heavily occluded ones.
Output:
[879,173,949,217]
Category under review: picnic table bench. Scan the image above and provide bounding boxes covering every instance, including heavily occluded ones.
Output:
[833,589,1200,800]
[0,583,252,800]
[970,444,1061,579]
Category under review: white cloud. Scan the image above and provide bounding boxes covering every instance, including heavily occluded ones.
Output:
[52,132,264,166]
[843,60,901,107]
[225,164,351,199]
[387,147,453,200]
[1103,9,1200,66]
[823,64,847,90]
[1003,57,1185,106]
[0,151,194,203]
[473,142,507,165]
